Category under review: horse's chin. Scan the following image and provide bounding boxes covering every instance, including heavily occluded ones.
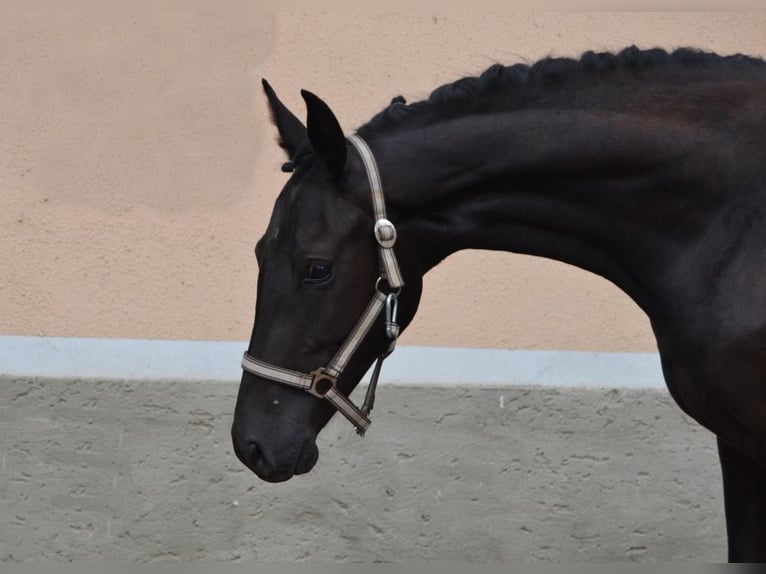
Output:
[252,440,319,483]
[256,470,298,484]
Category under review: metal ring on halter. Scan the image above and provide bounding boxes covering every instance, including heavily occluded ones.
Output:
[375,276,402,297]
[308,369,337,398]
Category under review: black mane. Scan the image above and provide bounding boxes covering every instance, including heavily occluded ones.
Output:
[357,46,766,137]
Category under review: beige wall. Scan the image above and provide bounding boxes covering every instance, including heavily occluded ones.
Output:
[2,12,764,351]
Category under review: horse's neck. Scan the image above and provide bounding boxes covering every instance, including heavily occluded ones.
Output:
[373,109,719,313]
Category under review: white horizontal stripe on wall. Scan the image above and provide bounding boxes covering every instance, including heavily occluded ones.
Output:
[0,336,665,389]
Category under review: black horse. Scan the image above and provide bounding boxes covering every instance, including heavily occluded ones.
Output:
[232,47,766,561]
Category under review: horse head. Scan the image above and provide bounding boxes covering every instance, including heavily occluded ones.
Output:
[231,81,423,482]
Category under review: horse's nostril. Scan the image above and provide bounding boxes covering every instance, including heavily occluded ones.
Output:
[234,437,266,472]
[238,438,282,478]
[231,429,263,471]
[246,440,266,468]
[231,424,317,482]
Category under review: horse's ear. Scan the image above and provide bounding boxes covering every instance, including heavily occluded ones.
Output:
[262,79,307,160]
[301,90,347,180]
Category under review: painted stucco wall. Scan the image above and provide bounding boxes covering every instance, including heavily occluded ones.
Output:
[3,12,764,351]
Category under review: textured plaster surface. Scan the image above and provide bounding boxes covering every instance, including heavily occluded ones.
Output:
[2,13,764,351]
[1,377,725,562]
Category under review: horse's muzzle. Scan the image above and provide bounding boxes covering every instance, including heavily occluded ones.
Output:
[231,423,319,483]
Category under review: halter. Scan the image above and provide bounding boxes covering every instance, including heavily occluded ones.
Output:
[241,135,404,435]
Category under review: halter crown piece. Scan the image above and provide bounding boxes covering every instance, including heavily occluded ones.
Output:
[240,135,404,435]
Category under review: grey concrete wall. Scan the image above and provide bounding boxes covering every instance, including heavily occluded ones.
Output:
[1,377,725,562]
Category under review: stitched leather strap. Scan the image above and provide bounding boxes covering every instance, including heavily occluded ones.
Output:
[348,135,404,289]
[241,352,371,433]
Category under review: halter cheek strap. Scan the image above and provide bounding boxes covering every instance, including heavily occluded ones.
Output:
[241,134,404,435]
[353,134,404,288]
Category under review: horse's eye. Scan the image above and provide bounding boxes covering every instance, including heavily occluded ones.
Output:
[305,262,332,284]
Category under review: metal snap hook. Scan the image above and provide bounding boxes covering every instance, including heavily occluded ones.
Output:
[375,276,402,296]
[385,293,400,340]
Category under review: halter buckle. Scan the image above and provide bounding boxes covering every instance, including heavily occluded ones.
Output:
[308,369,337,398]
[374,218,397,249]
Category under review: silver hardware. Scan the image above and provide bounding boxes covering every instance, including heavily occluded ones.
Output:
[385,293,400,340]
[309,369,337,398]
[374,218,397,249]
[375,276,402,296]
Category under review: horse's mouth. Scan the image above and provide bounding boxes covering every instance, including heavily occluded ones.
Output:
[255,469,299,484]
[254,449,318,483]
[233,434,320,483]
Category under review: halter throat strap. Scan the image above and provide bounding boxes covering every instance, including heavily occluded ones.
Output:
[241,135,404,435]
